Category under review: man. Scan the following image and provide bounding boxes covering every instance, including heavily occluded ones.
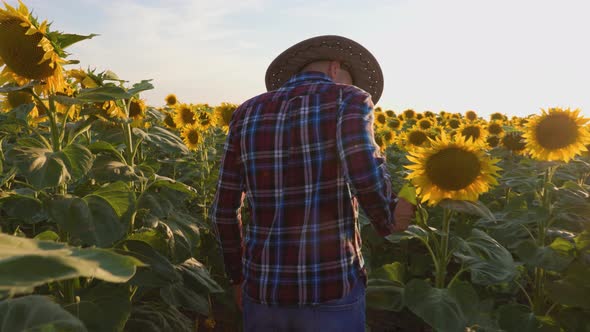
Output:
[210,35,416,331]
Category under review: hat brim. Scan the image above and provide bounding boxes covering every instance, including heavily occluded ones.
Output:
[265,35,384,104]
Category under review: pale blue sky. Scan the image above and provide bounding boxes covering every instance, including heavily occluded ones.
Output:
[16,0,590,117]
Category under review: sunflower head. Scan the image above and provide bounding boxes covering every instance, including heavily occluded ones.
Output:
[403,109,416,119]
[195,106,216,130]
[400,127,431,150]
[487,135,500,148]
[405,133,501,206]
[214,102,238,129]
[487,121,504,136]
[4,90,33,109]
[523,107,590,162]
[165,93,177,106]
[173,103,196,127]
[387,118,403,131]
[375,111,387,126]
[447,118,461,130]
[490,112,506,122]
[417,118,433,130]
[465,110,478,121]
[458,122,488,144]
[163,112,177,129]
[385,110,395,118]
[501,131,527,153]
[0,1,95,94]
[424,110,435,118]
[181,124,203,150]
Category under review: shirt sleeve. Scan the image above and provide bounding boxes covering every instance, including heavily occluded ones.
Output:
[210,108,245,285]
[336,89,398,237]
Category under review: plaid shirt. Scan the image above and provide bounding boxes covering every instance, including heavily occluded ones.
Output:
[210,71,398,305]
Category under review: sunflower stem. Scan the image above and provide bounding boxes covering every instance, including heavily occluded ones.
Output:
[435,208,453,288]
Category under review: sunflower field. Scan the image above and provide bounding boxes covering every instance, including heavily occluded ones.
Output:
[1,1,589,332]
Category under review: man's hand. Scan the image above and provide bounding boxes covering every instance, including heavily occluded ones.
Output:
[392,197,416,232]
[233,285,243,311]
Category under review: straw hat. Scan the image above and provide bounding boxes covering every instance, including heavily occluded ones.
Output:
[265,35,384,103]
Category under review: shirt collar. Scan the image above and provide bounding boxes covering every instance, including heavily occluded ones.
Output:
[280,71,333,89]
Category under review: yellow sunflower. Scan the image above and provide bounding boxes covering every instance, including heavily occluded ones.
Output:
[523,107,590,162]
[446,118,462,130]
[374,111,387,127]
[405,133,501,206]
[417,118,433,130]
[386,117,403,131]
[214,102,238,130]
[194,104,216,130]
[501,131,527,154]
[403,109,416,119]
[375,128,395,151]
[1,89,33,111]
[181,124,203,150]
[399,126,431,150]
[67,68,99,88]
[465,110,478,122]
[457,122,488,144]
[487,120,504,137]
[0,1,93,94]
[165,94,177,106]
[173,103,196,127]
[490,112,506,122]
[385,109,396,118]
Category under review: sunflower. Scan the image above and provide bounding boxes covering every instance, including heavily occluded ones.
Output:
[417,118,433,130]
[194,105,216,130]
[487,120,504,136]
[214,102,237,129]
[403,109,416,119]
[523,107,590,162]
[486,135,500,148]
[447,118,461,130]
[465,110,478,121]
[1,89,33,111]
[173,103,196,127]
[386,118,403,131]
[385,109,395,118]
[163,112,177,129]
[423,110,435,118]
[67,68,99,88]
[0,1,93,94]
[457,122,488,144]
[376,128,395,149]
[405,133,501,205]
[490,112,506,122]
[181,124,202,150]
[165,94,177,106]
[501,131,527,154]
[399,127,431,150]
[375,111,387,127]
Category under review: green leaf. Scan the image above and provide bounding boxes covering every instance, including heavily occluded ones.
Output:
[47,196,125,247]
[77,86,131,102]
[0,192,45,224]
[162,212,200,263]
[545,262,590,309]
[6,146,70,189]
[148,175,197,198]
[366,279,405,312]
[403,279,467,332]
[125,302,192,332]
[55,33,99,49]
[370,262,405,285]
[91,156,140,183]
[0,295,87,332]
[439,199,496,221]
[67,283,131,332]
[453,228,518,285]
[58,144,94,180]
[123,240,182,287]
[497,304,561,332]
[0,82,36,93]
[0,233,142,294]
[133,127,189,155]
[160,284,209,315]
[88,141,126,162]
[86,181,135,218]
[127,80,154,96]
[176,258,223,294]
[516,239,575,272]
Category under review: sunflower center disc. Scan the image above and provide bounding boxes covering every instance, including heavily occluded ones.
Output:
[461,126,481,141]
[408,131,428,146]
[535,114,578,150]
[187,130,200,144]
[426,147,481,191]
[181,108,195,124]
[0,19,55,79]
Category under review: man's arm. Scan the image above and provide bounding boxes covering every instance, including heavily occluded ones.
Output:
[210,110,245,285]
[336,89,398,236]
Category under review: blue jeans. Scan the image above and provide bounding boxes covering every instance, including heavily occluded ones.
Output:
[242,281,366,332]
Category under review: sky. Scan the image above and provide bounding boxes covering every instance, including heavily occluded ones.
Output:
[14,0,590,118]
